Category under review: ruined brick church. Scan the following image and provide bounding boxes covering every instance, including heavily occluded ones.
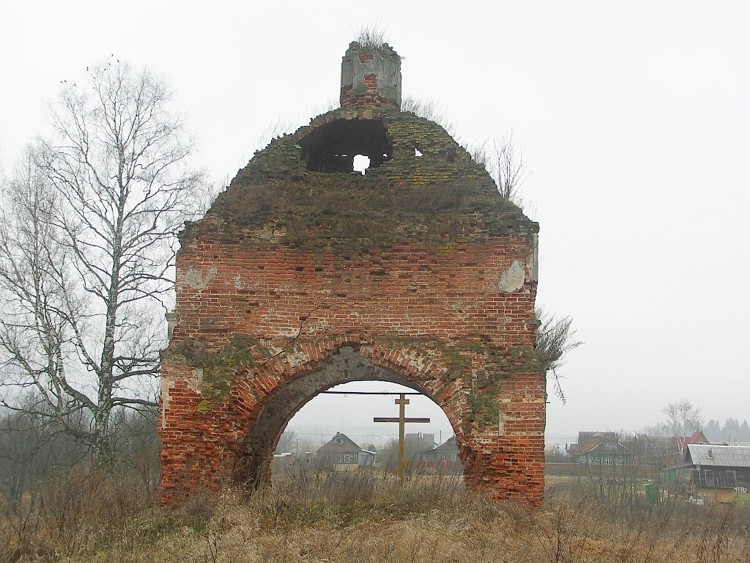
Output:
[159,41,545,505]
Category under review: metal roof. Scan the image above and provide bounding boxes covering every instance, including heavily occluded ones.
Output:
[687,444,750,468]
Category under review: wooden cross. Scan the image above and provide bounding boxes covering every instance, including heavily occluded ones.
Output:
[374,393,430,479]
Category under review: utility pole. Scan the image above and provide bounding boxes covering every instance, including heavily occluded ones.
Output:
[374,393,430,479]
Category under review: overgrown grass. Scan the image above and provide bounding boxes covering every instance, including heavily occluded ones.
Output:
[2,467,749,561]
[355,25,387,50]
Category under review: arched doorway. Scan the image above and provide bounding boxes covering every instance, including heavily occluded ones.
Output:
[234,347,460,485]
[244,346,462,485]
[278,379,460,477]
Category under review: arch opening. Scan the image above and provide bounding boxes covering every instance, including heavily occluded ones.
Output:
[233,347,461,488]
[300,119,392,173]
[277,380,461,477]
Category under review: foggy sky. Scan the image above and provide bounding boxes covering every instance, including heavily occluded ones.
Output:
[1,1,748,444]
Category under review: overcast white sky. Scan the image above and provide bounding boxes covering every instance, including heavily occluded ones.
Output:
[1,1,748,445]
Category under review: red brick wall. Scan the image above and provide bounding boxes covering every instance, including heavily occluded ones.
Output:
[160,230,545,506]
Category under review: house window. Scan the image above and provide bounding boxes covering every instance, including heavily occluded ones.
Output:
[344,454,350,463]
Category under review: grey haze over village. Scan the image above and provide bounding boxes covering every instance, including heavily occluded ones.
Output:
[1,1,749,447]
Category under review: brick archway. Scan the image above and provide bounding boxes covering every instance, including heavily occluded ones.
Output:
[231,344,453,486]
[159,41,545,506]
[161,329,544,506]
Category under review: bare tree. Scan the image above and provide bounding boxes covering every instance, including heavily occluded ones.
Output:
[662,400,703,454]
[471,131,528,203]
[0,59,204,465]
[535,309,582,404]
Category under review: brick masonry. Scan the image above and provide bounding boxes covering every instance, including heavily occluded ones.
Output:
[159,43,545,507]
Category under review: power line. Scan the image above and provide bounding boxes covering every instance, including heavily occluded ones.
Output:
[320,391,423,395]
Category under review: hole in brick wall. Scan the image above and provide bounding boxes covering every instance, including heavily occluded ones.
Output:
[353,154,370,175]
[414,147,423,157]
[275,380,461,477]
[300,119,392,173]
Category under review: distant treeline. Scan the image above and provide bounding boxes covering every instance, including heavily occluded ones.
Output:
[704,418,750,443]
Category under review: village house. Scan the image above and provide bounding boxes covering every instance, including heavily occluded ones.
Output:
[316,432,375,471]
[405,433,436,459]
[573,432,634,467]
[421,436,459,463]
[685,444,750,504]
[421,436,461,472]
[567,431,617,457]
[662,430,710,467]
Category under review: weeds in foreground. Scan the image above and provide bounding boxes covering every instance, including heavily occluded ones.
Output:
[2,467,750,561]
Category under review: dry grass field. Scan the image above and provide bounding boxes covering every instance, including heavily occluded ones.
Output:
[1,468,749,562]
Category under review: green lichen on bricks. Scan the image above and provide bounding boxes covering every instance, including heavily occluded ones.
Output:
[168,334,257,401]
[188,106,538,253]
[444,350,471,379]
[468,345,541,428]
[377,336,482,369]
[469,391,500,427]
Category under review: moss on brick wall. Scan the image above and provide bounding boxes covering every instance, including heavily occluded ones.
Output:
[165,335,258,400]
[467,346,540,428]
[189,107,537,252]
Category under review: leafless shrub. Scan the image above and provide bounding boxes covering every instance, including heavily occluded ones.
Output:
[535,308,583,404]
[470,131,528,204]
[0,467,154,559]
[401,96,457,137]
[176,490,217,532]
[696,504,736,563]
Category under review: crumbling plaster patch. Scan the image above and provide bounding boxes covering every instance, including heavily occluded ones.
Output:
[160,377,175,429]
[184,266,217,290]
[285,347,309,369]
[498,260,526,293]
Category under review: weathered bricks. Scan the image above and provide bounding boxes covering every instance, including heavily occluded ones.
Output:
[159,60,544,506]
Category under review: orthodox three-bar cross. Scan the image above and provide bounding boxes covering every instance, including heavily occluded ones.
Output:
[374,393,430,479]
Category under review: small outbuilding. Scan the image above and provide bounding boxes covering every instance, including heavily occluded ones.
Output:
[686,444,750,503]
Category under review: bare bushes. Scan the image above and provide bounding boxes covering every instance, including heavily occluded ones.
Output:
[250,467,464,530]
[545,476,750,562]
[0,402,161,560]
[2,463,750,561]
[0,468,154,560]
